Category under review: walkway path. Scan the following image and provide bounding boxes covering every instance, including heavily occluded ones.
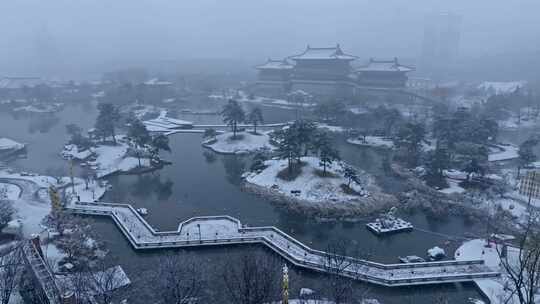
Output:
[65,200,500,287]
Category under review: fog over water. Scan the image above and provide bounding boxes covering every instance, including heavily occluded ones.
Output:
[1,0,539,79]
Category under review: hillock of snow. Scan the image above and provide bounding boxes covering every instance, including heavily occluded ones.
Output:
[244,157,396,215]
[202,131,275,154]
[347,136,394,149]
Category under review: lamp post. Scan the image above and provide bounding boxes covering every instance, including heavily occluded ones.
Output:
[197,224,201,242]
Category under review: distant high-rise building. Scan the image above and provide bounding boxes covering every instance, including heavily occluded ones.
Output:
[422,12,462,68]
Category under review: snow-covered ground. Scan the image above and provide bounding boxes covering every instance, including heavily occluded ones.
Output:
[488,144,519,162]
[203,131,275,154]
[62,137,153,178]
[91,142,150,178]
[316,123,346,133]
[244,157,373,205]
[0,168,108,237]
[455,239,528,304]
[347,136,394,149]
[61,144,93,160]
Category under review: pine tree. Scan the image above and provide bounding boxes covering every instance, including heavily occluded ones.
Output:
[341,164,359,188]
[95,103,120,143]
[246,107,264,134]
[271,127,301,174]
[315,131,340,175]
[221,99,245,138]
[127,118,151,167]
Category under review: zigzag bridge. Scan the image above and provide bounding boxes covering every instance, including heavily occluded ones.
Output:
[62,200,499,287]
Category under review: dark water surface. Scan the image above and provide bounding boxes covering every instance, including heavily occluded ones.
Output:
[0,103,486,303]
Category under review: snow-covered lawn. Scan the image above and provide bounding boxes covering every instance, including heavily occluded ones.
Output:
[244,157,372,205]
[203,131,275,154]
[488,144,519,162]
[90,142,150,178]
[347,136,394,149]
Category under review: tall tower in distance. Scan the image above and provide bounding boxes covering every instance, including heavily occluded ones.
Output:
[421,12,462,72]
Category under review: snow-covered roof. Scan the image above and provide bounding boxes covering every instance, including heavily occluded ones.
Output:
[289,44,357,61]
[356,58,414,73]
[255,59,293,70]
[0,77,44,89]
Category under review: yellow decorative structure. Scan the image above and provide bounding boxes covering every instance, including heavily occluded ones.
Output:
[282,264,289,304]
[49,186,62,211]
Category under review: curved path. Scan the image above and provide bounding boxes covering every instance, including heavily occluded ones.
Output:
[65,200,500,287]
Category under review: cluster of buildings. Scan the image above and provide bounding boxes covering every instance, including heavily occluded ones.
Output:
[252,44,414,99]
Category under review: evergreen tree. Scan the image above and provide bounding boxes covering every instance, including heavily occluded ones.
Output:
[203,128,218,140]
[127,118,151,167]
[518,139,537,178]
[271,127,301,174]
[291,120,317,157]
[394,122,426,167]
[315,131,340,175]
[150,134,171,161]
[425,143,451,186]
[341,164,359,188]
[463,158,486,181]
[221,99,245,138]
[95,103,120,143]
[246,107,264,134]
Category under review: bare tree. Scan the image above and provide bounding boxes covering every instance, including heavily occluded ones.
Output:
[220,250,281,304]
[82,259,129,304]
[0,243,25,304]
[321,239,370,304]
[496,211,540,304]
[150,253,207,304]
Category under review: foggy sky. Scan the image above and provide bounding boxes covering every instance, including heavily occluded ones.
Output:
[1,0,539,78]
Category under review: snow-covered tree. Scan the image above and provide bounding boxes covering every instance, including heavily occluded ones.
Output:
[0,201,15,229]
[203,128,218,140]
[127,118,151,167]
[394,122,426,167]
[271,127,302,174]
[341,164,359,188]
[95,103,121,143]
[518,139,537,178]
[315,131,340,175]
[150,134,171,161]
[221,99,245,138]
[246,107,264,134]
[0,244,25,304]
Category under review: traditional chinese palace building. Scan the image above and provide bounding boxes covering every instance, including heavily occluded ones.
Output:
[252,45,415,98]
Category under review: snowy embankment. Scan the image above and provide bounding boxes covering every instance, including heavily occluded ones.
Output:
[455,239,527,304]
[488,143,519,162]
[209,90,316,108]
[244,157,396,215]
[203,131,275,154]
[478,81,527,95]
[62,137,153,178]
[347,136,394,149]
[0,169,108,237]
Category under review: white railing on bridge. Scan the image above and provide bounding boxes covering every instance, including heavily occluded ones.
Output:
[66,200,500,287]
